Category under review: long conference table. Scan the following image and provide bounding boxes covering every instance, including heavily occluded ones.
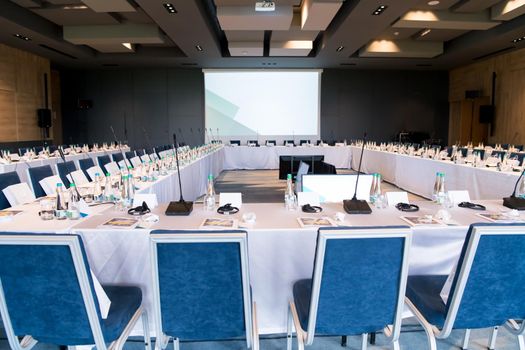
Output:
[0,148,129,184]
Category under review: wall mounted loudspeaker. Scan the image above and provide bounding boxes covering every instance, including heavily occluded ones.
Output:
[37,108,52,128]
[479,105,495,124]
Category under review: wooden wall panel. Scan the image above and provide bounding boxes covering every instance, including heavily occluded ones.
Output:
[0,91,18,142]
[449,47,525,145]
[0,43,53,143]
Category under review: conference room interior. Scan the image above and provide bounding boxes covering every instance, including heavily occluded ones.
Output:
[1,0,525,349]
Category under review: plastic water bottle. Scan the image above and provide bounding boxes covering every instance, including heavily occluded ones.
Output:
[67,184,80,220]
[93,173,102,202]
[437,173,446,205]
[374,174,383,208]
[203,174,216,210]
[432,172,441,202]
[55,183,68,220]
[120,174,130,208]
[284,174,297,210]
[369,173,378,204]
[103,173,113,201]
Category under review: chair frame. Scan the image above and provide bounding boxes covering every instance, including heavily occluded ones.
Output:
[287,227,412,350]
[0,234,150,350]
[406,225,525,350]
[150,231,258,350]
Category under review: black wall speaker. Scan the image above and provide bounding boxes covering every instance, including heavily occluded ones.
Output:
[479,105,495,124]
[77,99,93,109]
[37,108,52,128]
[465,90,481,99]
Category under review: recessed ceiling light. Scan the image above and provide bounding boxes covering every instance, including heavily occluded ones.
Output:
[420,28,432,37]
[163,3,177,13]
[13,34,31,41]
[336,46,344,52]
[427,0,440,5]
[122,43,133,50]
[241,51,248,55]
[63,5,88,10]
[512,36,525,43]
[372,5,387,15]
[195,45,203,51]
[394,31,400,36]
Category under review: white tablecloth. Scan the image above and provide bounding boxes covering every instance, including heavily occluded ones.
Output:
[72,200,508,335]
[223,145,352,170]
[0,149,129,184]
[350,146,520,200]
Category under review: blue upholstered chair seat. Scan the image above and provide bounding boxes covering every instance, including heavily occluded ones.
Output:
[34,286,142,345]
[406,275,448,328]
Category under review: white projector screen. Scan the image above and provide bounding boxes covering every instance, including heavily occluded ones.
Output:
[204,70,321,140]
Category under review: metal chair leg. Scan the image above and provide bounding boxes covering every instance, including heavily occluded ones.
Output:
[370,332,376,345]
[172,338,180,350]
[518,334,525,350]
[287,307,293,350]
[341,336,347,347]
[142,311,151,350]
[393,340,400,350]
[462,329,471,350]
[361,333,368,350]
[488,327,498,350]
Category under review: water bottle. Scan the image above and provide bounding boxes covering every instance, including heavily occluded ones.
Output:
[437,173,446,205]
[67,184,80,220]
[93,173,102,202]
[432,172,441,202]
[284,174,297,210]
[103,173,113,201]
[374,174,383,209]
[120,174,130,208]
[518,176,525,199]
[369,173,378,204]
[55,183,68,220]
[203,174,216,210]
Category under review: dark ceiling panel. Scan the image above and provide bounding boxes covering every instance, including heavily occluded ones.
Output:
[31,7,120,25]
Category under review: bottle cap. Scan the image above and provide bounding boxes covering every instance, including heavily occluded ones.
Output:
[208,174,213,180]
[70,183,76,188]
[95,173,100,176]
[106,173,111,177]
[57,183,62,187]
[287,174,292,180]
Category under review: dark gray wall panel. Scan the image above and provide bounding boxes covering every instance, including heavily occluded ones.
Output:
[61,68,449,148]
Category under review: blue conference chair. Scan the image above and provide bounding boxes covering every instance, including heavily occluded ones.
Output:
[136,149,145,157]
[491,150,507,159]
[125,151,136,160]
[27,165,54,198]
[473,149,485,159]
[0,233,150,350]
[97,155,112,173]
[55,161,77,188]
[0,172,21,210]
[112,153,124,164]
[510,152,525,166]
[300,140,310,146]
[406,223,525,350]
[458,148,468,158]
[516,145,524,152]
[287,226,411,350]
[78,158,95,181]
[284,140,296,146]
[149,230,259,350]
[230,140,241,146]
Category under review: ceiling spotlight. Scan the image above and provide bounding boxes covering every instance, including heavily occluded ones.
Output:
[63,5,88,9]
[336,46,344,52]
[512,36,525,43]
[420,28,432,37]
[122,43,133,50]
[394,31,400,36]
[195,45,203,51]
[255,1,275,12]
[13,34,31,41]
[372,5,387,15]
[427,0,440,5]
[163,3,177,13]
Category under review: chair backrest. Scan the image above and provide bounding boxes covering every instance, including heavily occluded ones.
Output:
[295,161,310,192]
[284,140,295,146]
[305,226,411,344]
[230,140,241,146]
[27,165,54,198]
[0,233,105,347]
[0,172,21,210]
[300,140,310,146]
[247,140,259,147]
[150,230,253,347]
[78,158,95,180]
[97,155,112,171]
[112,153,124,163]
[266,140,276,146]
[136,149,145,157]
[125,151,135,160]
[442,223,525,333]
[473,149,485,159]
[56,161,77,188]
[491,150,506,159]
[510,152,525,166]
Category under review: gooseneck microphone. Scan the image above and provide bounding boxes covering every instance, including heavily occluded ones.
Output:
[343,133,372,214]
[110,125,130,174]
[503,169,525,210]
[165,133,193,215]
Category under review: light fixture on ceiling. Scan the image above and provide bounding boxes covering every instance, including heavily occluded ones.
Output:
[13,34,31,41]
[512,36,525,43]
[122,43,133,50]
[427,0,440,5]
[419,28,432,37]
[255,1,275,12]
[163,3,177,14]
[372,5,387,15]
[394,31,400,36]
[63,5,88,10]
[195,45,203,51]
[336,46,344,52]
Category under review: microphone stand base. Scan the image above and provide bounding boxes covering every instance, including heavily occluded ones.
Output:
[343,199,372,214]
[165,201,194,216]
[503,197,525,210]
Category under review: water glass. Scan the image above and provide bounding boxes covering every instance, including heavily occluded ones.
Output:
[39,199,54,220]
